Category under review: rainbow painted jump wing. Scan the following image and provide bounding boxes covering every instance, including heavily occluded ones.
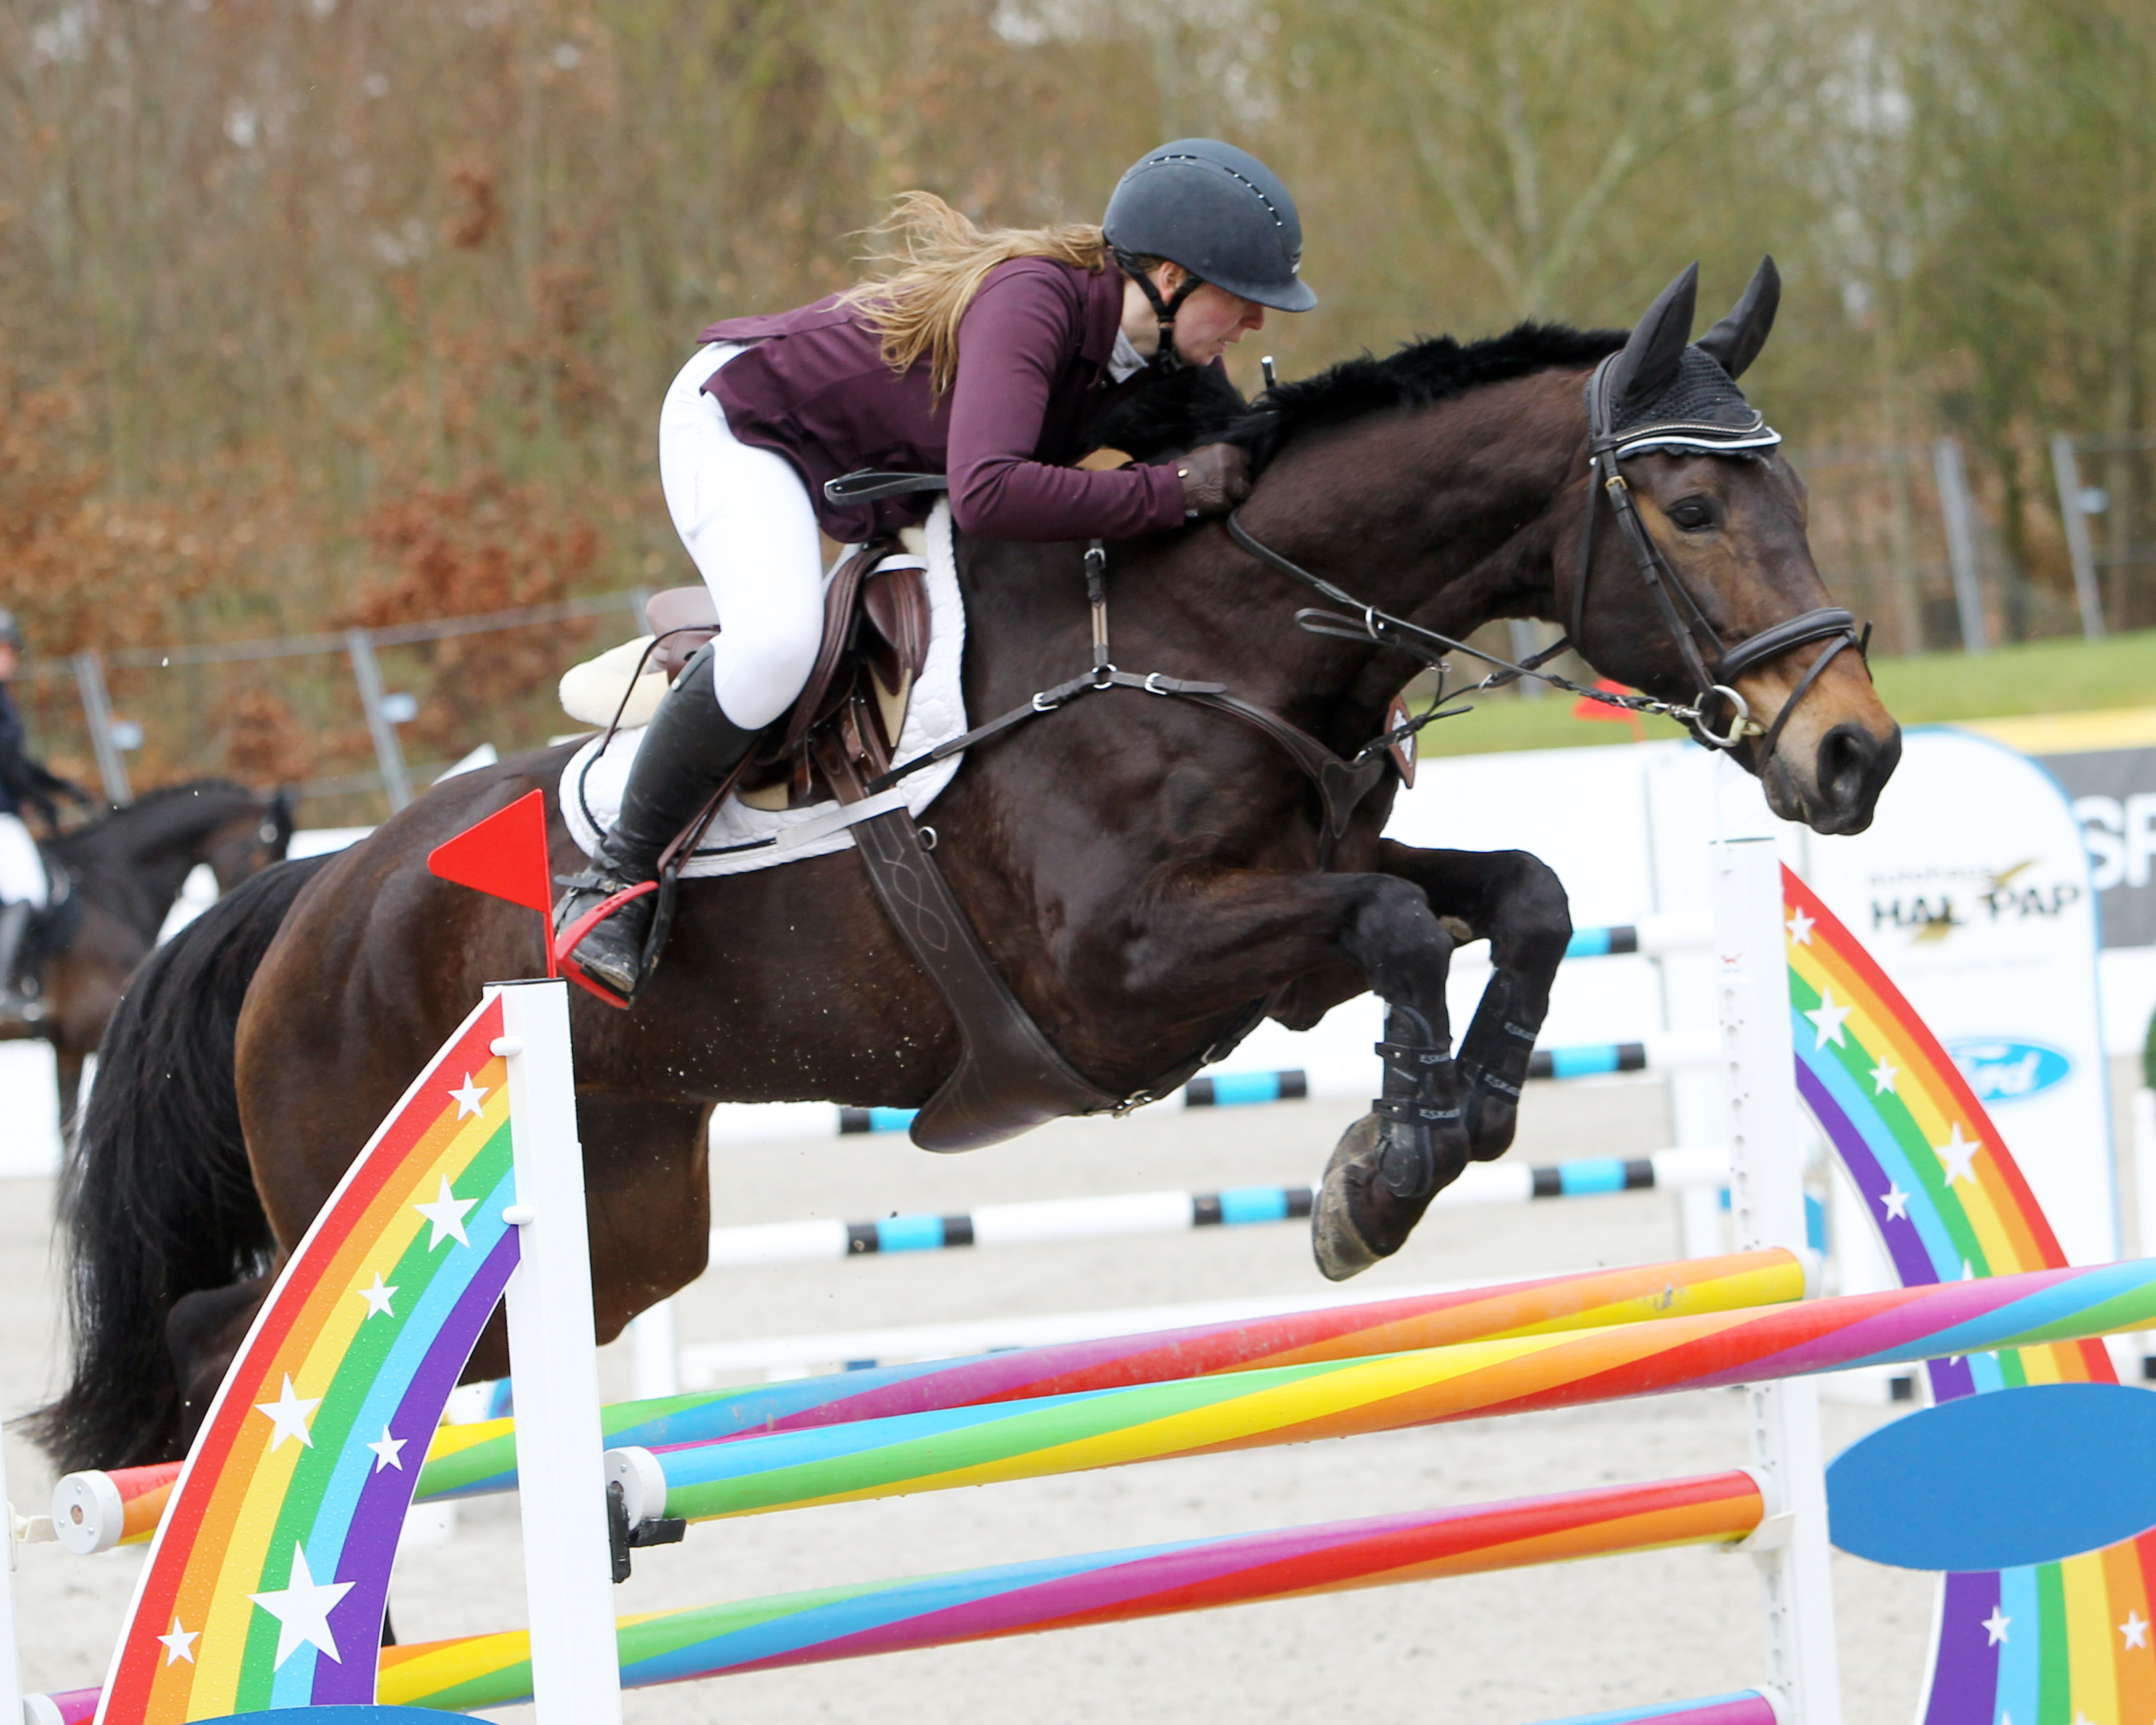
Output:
[1783,867,2156,1725]
[96,997,520,1725]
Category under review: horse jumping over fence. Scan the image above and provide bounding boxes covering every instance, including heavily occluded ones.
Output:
[33,262,1900,1474]
[0,779,293,1126]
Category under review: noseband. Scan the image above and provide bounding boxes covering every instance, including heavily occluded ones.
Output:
[1574,353,1864,756]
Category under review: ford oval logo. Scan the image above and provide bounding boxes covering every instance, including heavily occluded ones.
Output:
[1946,1038,2071,1105]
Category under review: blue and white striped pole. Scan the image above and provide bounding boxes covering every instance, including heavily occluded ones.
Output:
[702,1147,1729,1269]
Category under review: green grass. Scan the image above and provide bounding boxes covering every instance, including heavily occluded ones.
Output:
[1416,627,2156,757]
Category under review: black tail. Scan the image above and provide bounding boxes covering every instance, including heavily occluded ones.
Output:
[27,854,333,1471]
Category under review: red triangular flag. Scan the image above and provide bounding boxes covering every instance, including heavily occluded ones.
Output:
[427,790,558,975]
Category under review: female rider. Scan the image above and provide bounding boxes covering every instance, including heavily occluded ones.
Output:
[556,138,1317,1005]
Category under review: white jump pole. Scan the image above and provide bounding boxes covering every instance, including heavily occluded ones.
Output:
[630,1299,683,1401]
[493,979,623,1725]
[1712,816,1841,1725]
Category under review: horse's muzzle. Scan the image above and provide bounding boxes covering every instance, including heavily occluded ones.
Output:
[1767,718,1901,836]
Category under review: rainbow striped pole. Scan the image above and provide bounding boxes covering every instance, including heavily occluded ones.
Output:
[53,1249,1807,1551]
[1538,1696,1780,1725]
[606,1256,2156,1531]
[375,1472,1761,1710]
[413,1248,1803,1505]
[49,1461,179,1557]
[28,1471,1767,1718]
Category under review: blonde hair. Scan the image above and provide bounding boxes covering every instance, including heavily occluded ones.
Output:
[837,192,1110,396]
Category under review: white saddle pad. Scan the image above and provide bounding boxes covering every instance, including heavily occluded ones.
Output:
[560,502,967,879]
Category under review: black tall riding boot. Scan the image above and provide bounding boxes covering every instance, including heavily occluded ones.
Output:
[554,642,761,1005]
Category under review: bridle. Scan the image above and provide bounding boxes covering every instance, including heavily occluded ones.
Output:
[1572,352,1866,756]
[1223,351,1870,764]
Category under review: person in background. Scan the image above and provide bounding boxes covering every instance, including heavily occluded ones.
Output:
[0,611,92,1023]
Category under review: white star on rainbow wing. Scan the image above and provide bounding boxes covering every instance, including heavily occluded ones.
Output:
[1981,1604,2010,1646]
[1803,987,1853,1050]
[2121,1608,2149,1649]
[1868,1059,1898,1095]
[248,1545,355,1667]
[1879,1185,1911,1222]
[1785,907,1815,946]
[415,1175,477,1250]
[355,1273,397,1319]
[447,1075,489,1119]
[157,1617,198,1666]
[1934,1123,1982,1186]
[367,1425,407,1472]
[254,1374,319,1451]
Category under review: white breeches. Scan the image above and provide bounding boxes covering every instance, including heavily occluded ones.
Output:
[0,814,47,909]
[657,343,829,731]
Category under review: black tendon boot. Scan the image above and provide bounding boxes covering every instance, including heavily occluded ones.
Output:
[1311,1005,1469,1281]
[553,642,761,1006]
[0,899,37,1027]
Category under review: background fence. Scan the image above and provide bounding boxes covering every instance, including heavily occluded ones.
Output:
[11,430,2146,827]
[13,589,652,824]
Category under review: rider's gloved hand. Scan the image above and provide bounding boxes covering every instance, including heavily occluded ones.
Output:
[1178,443,1251,518]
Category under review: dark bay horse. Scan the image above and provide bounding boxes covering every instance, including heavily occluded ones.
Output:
[36,266,1900,1471]
[0,780,294,1123]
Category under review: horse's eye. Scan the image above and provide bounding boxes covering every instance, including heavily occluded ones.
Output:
[1667,497,1717,533]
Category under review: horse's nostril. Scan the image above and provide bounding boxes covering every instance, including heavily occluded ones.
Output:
[1817,723,1874,806]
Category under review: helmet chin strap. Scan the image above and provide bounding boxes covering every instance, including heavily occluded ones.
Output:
[1116,250,1203,374]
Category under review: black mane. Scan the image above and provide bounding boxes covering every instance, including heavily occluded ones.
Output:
[1234,322,1627,468]
[1085,322,1629,471]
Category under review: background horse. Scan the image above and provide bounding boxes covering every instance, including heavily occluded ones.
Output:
[36,267,1901,1471]
[0,780,294,1126]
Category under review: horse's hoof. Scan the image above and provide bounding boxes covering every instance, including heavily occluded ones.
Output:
[1313,1102,1480,1282]
[1311,1112,1422,1281]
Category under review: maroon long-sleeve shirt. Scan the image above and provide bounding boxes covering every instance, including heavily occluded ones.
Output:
[696,258,1187,545]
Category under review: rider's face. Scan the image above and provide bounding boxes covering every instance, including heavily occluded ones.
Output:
[1170,279,1266,366]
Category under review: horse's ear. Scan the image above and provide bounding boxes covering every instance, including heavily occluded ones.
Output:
[1695,255,1781,381]
[1608,262,1698,413]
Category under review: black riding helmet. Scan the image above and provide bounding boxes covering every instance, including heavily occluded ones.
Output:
[1103,139,1316,370]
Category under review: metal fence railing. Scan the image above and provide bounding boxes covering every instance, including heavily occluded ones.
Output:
[19,591,650,818]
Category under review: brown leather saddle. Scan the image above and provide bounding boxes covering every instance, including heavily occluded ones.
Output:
[643,535,932,814]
